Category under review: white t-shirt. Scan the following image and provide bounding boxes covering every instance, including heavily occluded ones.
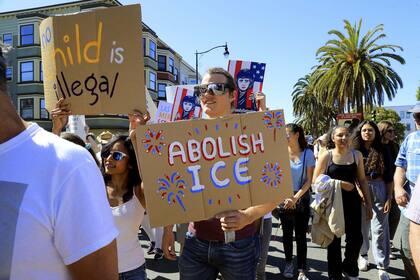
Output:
[0,123,118,280]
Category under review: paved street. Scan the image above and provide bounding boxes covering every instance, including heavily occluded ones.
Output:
[141,217,405,280]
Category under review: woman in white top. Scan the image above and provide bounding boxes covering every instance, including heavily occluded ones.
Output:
[101,134,147,280]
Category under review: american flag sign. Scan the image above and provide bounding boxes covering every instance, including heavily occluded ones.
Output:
[170,86,202,121]
[227,60,266,113]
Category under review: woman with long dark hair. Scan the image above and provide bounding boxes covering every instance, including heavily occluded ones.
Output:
[377,121,400,260]
[353,120,393,280]
[313,125,372,280]
[102,135,147,279]
[280,123,315,280]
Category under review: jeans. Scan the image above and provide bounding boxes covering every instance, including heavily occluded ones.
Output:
[279,209,310,270]
[256,218,273,280]
[119,264,147,280]
[360,180,390,270]
[400,214,420,280]
[179,234,260,280]
[328,189,362,279]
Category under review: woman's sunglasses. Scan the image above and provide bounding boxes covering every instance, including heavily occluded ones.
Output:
[102,151,128,161]
[195,83,230,97]
[386,128,395,133]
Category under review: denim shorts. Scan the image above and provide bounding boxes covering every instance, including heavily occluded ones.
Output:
[119,264,146,280]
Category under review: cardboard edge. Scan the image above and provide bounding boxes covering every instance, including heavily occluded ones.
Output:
[40,17,58,113]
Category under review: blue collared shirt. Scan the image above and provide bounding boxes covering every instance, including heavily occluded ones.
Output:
[395,131,420,186]
[395,131,420,217]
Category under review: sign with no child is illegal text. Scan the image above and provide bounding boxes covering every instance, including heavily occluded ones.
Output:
[40,5,146,115]
[135,110,293,227]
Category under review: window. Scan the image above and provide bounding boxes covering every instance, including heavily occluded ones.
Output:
[400,111,405,120]
[40,98,48,119]
[6,67,12,81]
[142,37,146,56]
[168,57,174,73]
[174,67,178,82]
[149,71,156,90]
[20,24,34,45]
[158,83,167,99]
[406,112,412,119]
[149,40,156,59]
[20,61,34,82]
[40,61,43,81]
[407,124,411,131]
[158,55,166,71]
[3,33,12,46]
[20,98,34,119]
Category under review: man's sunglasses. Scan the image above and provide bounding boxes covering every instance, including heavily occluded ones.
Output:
[102,151,128,161]
[195,83,230,97]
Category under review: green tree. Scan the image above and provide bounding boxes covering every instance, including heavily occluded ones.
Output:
[292,74,336,137]
[313,19,405,115]
[365,107,405,143]
[416,83,420,101]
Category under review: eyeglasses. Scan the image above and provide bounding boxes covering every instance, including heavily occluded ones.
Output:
[195,83,230,98]
[102,151,128,161]
[386,129,395,133]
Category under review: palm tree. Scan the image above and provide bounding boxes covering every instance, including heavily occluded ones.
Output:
[313,19,405,115]
[292,74,336,137]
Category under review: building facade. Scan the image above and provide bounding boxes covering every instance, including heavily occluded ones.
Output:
[0,0,197,134]
[384,105,417,137]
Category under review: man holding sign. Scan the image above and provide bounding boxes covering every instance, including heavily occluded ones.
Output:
[161,67,275,279]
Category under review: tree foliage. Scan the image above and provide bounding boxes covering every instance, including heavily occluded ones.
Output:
[313,19,405,115]
[365,107,406,143]
[292,74,336,137]
[416,83,420,101]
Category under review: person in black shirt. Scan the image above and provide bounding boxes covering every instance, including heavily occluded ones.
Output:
[353,120,393,280]
[378,121,400,260]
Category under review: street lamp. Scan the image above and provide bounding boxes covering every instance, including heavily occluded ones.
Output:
[195,42,229,84]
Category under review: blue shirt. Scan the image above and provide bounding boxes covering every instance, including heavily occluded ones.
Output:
[290,148,316,192]
[395,130,420,217]
[395,131,420,186]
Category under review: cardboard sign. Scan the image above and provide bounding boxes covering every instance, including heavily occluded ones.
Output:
[135,110,292,227]
[145,88,157,124]
[40,5,146,115]
[67,115,87,140]
[336,113,363,127]
[170,86,201,121]
[165,85,195,104]
[227,60,266,113]
[156,101,173,123]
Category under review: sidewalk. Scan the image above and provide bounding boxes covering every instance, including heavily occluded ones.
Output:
[141,217,405,279]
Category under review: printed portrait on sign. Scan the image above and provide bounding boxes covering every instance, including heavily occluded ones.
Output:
[171,86,201,121]
[227,60,266,114]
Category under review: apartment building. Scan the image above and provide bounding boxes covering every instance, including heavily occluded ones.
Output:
[0,0,197,133]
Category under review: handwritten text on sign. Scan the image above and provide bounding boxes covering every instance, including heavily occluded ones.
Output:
[41,22,120,105]
[135,110,293,227]
[39,5,146,115]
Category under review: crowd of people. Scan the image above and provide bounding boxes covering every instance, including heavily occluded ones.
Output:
[1,44,420,280]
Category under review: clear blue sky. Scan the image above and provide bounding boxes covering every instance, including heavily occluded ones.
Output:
[1,0,419,122]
